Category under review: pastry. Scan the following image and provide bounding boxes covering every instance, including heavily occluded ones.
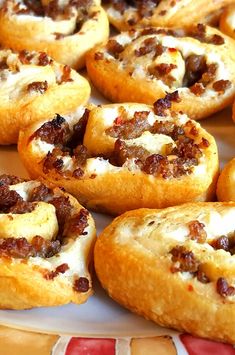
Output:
[95,202,235,344]
[217,157,235,202]
[86,25,235,120]
[0,0,109,70]
[103,0,234,31]
[18,103,219,215]
[220,4,235,40]
[0,49,90,145]
[0,174,96,309]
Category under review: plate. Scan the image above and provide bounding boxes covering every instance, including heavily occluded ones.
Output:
[0,85,234,337]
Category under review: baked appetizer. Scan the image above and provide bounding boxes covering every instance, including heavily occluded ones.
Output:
[0,0,109,70]
[95,202,235,344]
[0,174,96,310]
[86,25,235,120]
[217,158,235,202]
[18,103,219,215]
[0,49,90,145]
[220,4,235,40]
[102,0,234,31]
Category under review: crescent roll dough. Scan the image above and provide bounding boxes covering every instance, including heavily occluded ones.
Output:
[86,25,235,120]
[18,103,219,215]
[0,48,90,145]
[95,202,235,344]
[220,4,235,40]
[103,0,234,31]
[0,175,96,309]
[0,0,109,69]
[217,158,235,202]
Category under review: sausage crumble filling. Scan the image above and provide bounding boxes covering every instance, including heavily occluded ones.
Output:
[169,220,235,298]
[31,107,210,180]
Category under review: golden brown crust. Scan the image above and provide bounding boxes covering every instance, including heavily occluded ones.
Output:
[18,103,219,215]
[94,202,235,344]
[0,49,90,145]
[86,25,235,120]
[0,176,96,309]
[0,1,109,70]
[220,4,235,39]
[104,0,234,31]
[217,157,235,202]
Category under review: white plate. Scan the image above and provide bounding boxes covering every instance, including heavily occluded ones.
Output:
[0,86,234,336]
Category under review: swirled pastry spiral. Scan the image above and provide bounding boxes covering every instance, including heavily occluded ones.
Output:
[86,25,235,120]
[0,48,90,145]
[0,174,96,309]
[18,103,219,215]
[0,0,109,70]
[102,0,234,31]
[217,158,235,202]
[95,202,235,344]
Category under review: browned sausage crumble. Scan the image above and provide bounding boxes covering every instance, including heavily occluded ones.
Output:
[211,235,235,255]
[27,81,48,94]
[216,277,235,298]
[169,233,235,296]
[169,245,210,284]
[188,220,207,243]
[170,245,200,273]
[44,263,70,280]
[73,276,90,292]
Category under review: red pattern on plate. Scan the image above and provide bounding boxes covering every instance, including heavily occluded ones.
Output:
[180,334,235,355]
[65,337,116,355]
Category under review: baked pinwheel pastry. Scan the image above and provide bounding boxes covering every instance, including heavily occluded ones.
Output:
[18,103,219,215]
[0,174,96,310]
[95,202,235,344]
[0,49,90,145]
[103,0,233,31]
[0,0,109,70]
[220,4,235,39]
[217,158,235,202]
[86,25,235,120]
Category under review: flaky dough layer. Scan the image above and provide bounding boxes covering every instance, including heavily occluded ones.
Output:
[86,25,235,120]
[217,157,235,202]
[95,202,235,344]
[0,176,96,309]
[0,49,90,145]
[18,103,219,215]
[0,0,109,70]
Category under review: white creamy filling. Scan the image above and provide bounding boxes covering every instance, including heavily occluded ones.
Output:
[32,139,54,157]
[9,181,41,200]
[99,107,120,125]
[85,158,117,175]
[101,105,156,126]
[106,7,122,20]
[118,206,235,248]
[199,208,235,240]
[131,64,147,80]
[192,157,207,176]
[168,207,235,242]
[113,33,133,46]
[124,131,175,155]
